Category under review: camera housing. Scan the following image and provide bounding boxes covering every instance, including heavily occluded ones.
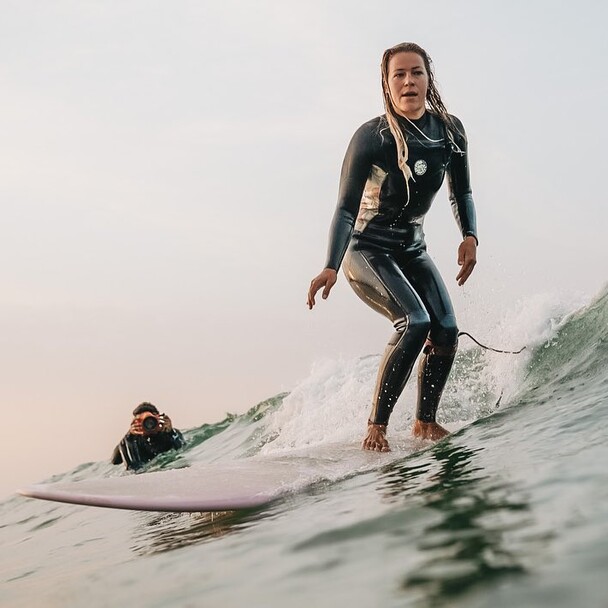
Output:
[141,413,160,433]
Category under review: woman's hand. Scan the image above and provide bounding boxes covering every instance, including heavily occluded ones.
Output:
[307,268,338,309]
[456,236,477,286]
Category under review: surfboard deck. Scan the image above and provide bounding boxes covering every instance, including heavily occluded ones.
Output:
[17,440,429,512]
[18,460,305,512]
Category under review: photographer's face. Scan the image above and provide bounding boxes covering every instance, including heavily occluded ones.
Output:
[130,412,159,435]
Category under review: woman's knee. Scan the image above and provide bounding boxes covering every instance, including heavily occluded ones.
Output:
[395,311,431,342]
[429,314,458,348]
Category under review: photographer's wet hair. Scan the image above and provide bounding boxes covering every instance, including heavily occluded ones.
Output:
[132,402,159,416]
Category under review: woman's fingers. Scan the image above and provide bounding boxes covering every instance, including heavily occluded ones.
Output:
[456,238,477,286]
[322,274,336,299]
[307,278,321,309]
[456,259,476,285]
[307,269,337,309]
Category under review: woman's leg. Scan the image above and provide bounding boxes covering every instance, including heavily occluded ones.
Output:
[400,252,458,436]
[343,247,431,432]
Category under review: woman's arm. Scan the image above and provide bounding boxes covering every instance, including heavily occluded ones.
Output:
[324,122,375,270]
[308,122,374,309]
[447,116,477,244]
[447,116,478,285]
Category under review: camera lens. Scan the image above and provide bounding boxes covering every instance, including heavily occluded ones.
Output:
[142,415,158,432]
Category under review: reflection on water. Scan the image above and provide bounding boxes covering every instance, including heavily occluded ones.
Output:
[380,442,535,604]
[129,506,276,556]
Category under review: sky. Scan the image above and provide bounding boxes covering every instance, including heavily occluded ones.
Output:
[1,0,607,498]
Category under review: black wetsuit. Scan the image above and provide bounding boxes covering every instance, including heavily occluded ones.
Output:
[111,429,185,470]
[325,112,477,426]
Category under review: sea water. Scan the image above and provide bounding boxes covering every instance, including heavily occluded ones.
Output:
[2,287,607,608]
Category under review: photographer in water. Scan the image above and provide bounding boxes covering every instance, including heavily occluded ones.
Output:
[111,402,185,470]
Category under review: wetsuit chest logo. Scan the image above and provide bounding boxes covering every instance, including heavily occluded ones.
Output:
[414,159,427,176]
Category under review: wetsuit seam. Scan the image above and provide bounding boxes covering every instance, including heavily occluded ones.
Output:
[371,328,409,423]
[357,248,408,322]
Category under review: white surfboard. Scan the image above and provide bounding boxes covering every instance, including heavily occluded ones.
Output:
[18,461,304,512]
[18,443,404,512]
[18,442,432,512]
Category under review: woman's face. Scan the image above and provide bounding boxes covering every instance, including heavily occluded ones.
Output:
[387,51,429,119]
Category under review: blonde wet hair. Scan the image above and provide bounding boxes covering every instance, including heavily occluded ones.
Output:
[380,42,459,202]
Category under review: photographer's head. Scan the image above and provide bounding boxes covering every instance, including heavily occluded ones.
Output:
[132,402,159,416]
[130,402,170,436]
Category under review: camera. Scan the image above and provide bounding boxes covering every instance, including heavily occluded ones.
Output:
[141,412,161,433]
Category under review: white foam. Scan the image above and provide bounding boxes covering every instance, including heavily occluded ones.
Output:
[259,355,379,454]
[257,290,599,454]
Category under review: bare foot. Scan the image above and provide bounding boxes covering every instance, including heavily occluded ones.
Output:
[362,422,390,452]
[412,420,450,441]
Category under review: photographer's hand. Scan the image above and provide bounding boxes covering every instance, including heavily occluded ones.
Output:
[129,416,145,436]
[158,414,173,432]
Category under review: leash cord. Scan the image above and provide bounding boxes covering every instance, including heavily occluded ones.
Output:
[458,331,526,355]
